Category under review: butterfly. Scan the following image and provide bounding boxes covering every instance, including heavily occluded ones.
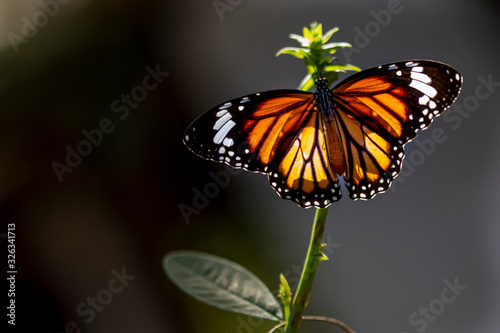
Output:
[183,60,462,208]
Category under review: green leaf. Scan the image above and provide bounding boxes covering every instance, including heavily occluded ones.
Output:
[276,47,307,59]
[303,26,313,42]
[322,26,339,44]
[322,42,352,54]
[311,23,322,42]
[163,251,283,321]
[289,34,309,47]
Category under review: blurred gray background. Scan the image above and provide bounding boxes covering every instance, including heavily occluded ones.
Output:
[1,0,499,332]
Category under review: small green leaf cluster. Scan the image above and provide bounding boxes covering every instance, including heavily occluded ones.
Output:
[276,22,360,91]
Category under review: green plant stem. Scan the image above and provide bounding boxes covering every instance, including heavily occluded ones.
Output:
[285,207,329,333]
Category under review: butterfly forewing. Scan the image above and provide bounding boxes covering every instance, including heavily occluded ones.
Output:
[184,90,315,173]
[332,60,462,143]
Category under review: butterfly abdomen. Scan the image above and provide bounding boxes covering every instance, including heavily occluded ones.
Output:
[314,78,347,176]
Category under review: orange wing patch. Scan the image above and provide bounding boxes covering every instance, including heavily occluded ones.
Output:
[341,76,392,93]
[278,124,327,193]
[243,94,314,166]
[253,96,310,117]
[373,93,407,119]
[333,76,412,141]
[335,109,401,200]
[334,95,406,138]
[268,112,341,208]
[252,115,289,164]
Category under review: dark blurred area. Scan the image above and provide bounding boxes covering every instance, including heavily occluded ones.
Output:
[1,0,500,332]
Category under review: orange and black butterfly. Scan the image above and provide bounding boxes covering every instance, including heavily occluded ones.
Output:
[184,60,462,208]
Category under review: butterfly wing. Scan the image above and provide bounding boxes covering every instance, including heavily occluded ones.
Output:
[330,60,462,200]
[184,90,341,207]
[184,90,313,172]
[269,110,341,208]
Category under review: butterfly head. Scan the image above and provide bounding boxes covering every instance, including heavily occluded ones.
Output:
[314,77,330,91]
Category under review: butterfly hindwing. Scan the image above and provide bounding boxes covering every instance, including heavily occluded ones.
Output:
[330,60,462,200]
[269,111,341,208]
[332,107,403,200]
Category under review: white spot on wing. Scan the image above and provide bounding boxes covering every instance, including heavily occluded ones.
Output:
[216,110,228,117]
[213,112,232,130]
[409,80,438,98]
[219,102,232,109]
[223,137,234,147]
[410,72,431,83]
[419,95,430,105]
[213,120,236,144]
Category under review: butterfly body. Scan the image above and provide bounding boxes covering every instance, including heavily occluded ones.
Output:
[184,60,462,208]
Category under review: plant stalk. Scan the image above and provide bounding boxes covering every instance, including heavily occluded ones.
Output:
[285,207,329,333]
